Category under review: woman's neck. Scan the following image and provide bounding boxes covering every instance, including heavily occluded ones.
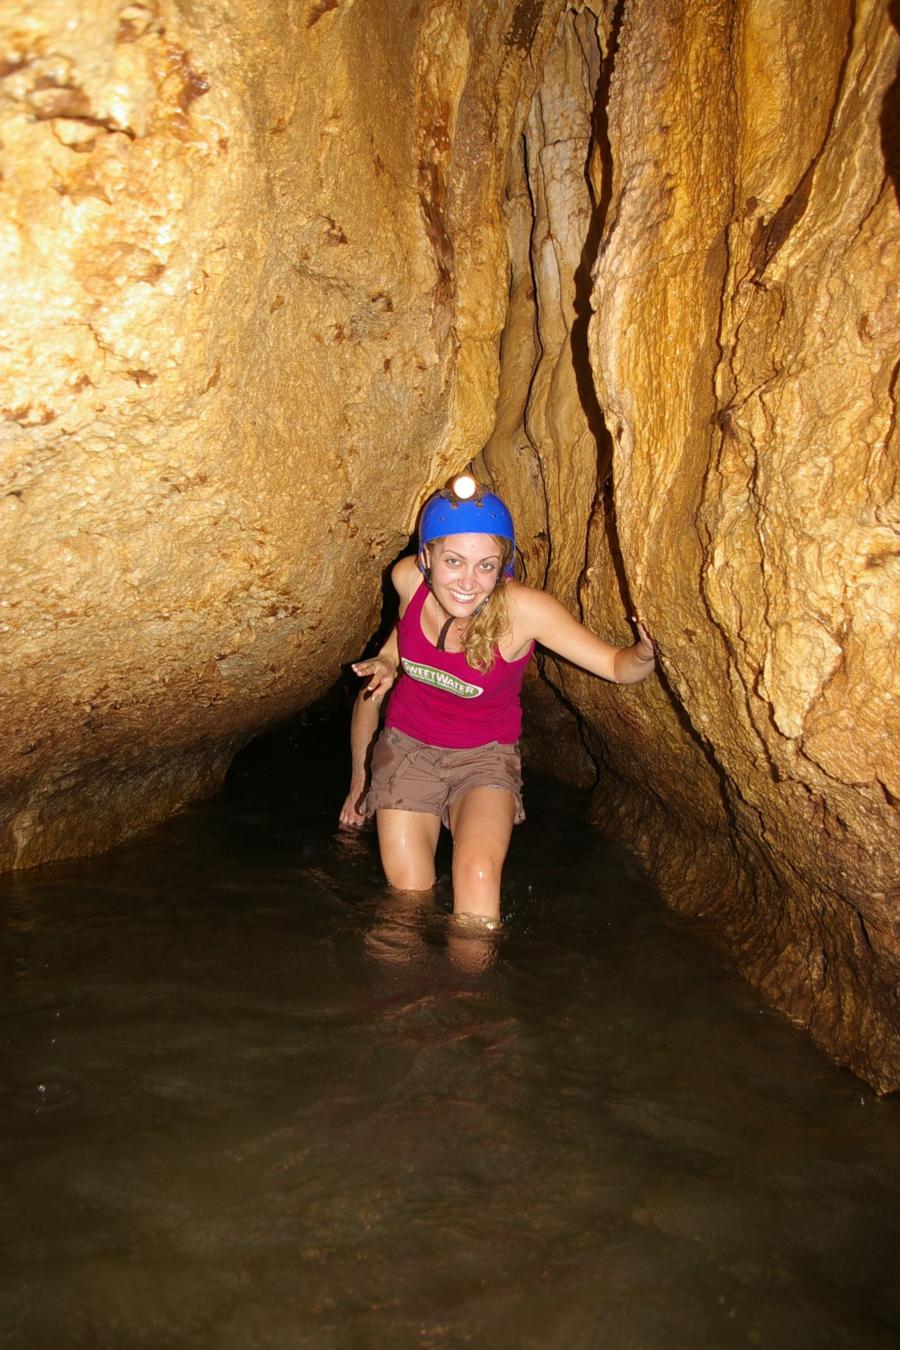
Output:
[431,593,469,651]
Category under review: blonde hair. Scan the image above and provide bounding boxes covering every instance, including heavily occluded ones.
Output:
[427,535,514,674]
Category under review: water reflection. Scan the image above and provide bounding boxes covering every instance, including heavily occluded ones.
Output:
[1,715,898,1349]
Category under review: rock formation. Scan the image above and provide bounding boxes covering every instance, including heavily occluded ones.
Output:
[0,0,559,865]
[2,1,898,1090]
[485,0,900,1092]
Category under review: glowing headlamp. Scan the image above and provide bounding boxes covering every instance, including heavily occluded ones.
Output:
[451,474,477,500]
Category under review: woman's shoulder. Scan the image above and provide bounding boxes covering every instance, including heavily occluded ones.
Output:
[503,579,544,647]
[505,579,572,640]
[392,555,425,609]
[506,578,550,620]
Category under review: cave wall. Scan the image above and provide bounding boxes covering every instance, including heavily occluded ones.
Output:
[3,0,898,1091]
[485,0,900,1092]
[0,0,563,867]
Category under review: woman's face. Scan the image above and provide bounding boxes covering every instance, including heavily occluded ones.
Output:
[426,533,503,617]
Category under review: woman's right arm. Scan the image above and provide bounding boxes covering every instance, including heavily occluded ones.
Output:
[339,556,421,829]
[349,553,417,694]
[339,689,382,828]
[351,624,399,699]
[339,617,402,829]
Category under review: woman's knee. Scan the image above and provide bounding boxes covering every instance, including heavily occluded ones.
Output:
[383,858,436,891]
[451,841,504,895]
[376,809,439,891]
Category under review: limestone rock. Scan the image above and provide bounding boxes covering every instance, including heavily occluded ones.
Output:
[488,0,899,1091]
[0,0,563,867]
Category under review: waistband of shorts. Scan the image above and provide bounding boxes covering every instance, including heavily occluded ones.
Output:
[382,726,519,754]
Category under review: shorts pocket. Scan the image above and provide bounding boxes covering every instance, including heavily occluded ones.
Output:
[371,730,417,794]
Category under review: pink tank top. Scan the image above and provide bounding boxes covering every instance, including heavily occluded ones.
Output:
[385,582,533,749]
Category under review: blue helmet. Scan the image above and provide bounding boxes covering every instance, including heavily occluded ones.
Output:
[418,482,516,577]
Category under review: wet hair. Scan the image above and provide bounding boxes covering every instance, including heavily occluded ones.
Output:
[426,535,514,673]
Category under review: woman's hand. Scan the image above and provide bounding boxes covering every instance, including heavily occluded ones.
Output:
[632,617,655,664]
[339,785,367,829]
[351,654,397,700]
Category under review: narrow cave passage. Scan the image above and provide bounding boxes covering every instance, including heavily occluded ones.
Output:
[2,0,895,1092]
[2,706,899,1348]
[2,0,898,1340]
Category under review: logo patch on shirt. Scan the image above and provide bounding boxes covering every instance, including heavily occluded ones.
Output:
[402,658,484,699]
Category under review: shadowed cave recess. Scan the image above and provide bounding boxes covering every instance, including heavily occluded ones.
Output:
[0,1,898,1091]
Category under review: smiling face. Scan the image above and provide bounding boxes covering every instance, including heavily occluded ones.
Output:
[425,533,505,617]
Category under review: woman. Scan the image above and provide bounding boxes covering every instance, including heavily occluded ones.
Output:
[339,477,655,925]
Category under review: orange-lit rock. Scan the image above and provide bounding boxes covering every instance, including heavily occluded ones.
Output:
[489,0,899,1091]
[0,0,561,867]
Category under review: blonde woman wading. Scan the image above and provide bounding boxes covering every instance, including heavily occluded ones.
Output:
[339,477,656,927]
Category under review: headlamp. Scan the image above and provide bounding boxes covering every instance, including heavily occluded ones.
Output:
[451,474,477,500]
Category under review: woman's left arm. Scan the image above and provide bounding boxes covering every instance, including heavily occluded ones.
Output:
[515,586,656,685]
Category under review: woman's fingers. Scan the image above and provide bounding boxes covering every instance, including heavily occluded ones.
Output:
[351,660,378,695]
[351,657,396,696]
[351,658,385,678]
[630,616,655,665]
[338,793,366,828]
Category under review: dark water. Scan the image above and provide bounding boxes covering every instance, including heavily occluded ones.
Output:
[2,714,898,1350]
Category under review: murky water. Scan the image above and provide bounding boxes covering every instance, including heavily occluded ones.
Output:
[2,713,898,1350]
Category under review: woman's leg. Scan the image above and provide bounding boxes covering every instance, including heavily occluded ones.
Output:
[375,808,441,890]
[447,787,516,922]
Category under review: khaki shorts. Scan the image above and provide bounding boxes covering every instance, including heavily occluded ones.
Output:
[365,727,525,828]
